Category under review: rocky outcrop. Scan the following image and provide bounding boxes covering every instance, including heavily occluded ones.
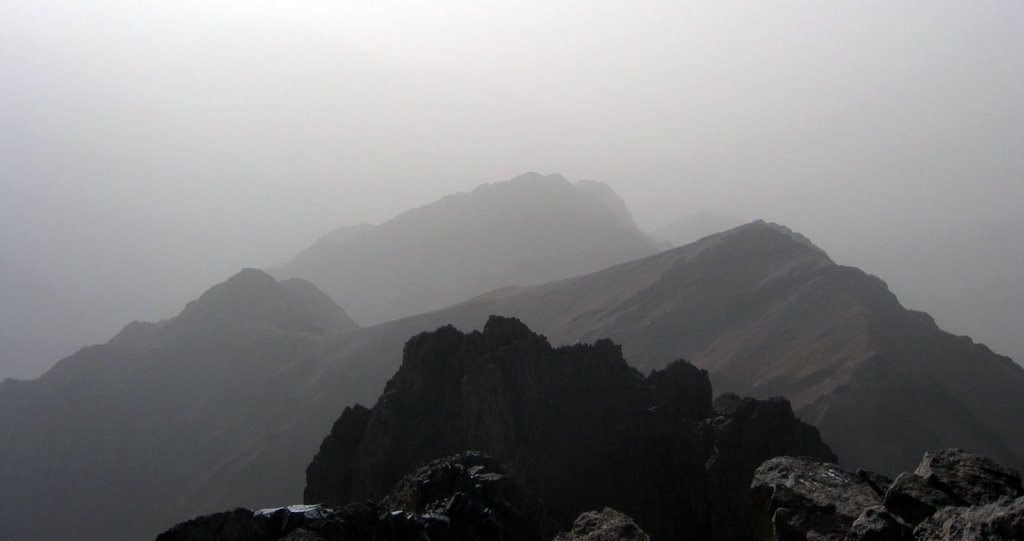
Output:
[751,456,882,540]
[158,451,551,541]
[554,508,650,541]
[305,316,835,540]
[751,448,1024,540]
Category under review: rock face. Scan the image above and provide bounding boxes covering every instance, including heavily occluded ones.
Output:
[305,316,835,540]
[751,448,1024,540]
[751,457,882,540]
[275,172,662,325]
[158,451,551,541]
[554,508,651,541]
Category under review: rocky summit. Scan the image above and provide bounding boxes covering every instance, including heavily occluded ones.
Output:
[751,448,1024,540]
[157,451,553,541]
[304,316,835,540]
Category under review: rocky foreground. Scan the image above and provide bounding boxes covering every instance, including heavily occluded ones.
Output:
[158,451,652,541]
[752,448,1023,540]
[155,319,1024,540]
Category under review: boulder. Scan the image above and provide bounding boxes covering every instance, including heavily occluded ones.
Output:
[913,448,1022,506]
[751,449,1024,541]
[554,508,650,541]
[751,456,880,540]
[883,473,955,526]
[913,495,1024,540]
[845,506,912,541]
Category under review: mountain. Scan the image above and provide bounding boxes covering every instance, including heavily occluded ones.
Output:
[303,316,835,540]
[4,220,1021,539]
[0,269,357,541]
[365,221,1023,476]
[273,172,662,325]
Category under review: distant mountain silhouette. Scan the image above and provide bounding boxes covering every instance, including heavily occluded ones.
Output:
[3,221,1022,540]
[273,172,662,325]
[0,269,356,541]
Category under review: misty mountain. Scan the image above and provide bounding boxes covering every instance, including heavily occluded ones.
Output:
[0,270,356,541]
[3,221,1021,540]
[379,221,1024,475]
[273,172,662,325]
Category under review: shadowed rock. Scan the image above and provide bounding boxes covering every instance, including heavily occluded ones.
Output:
[554,508,650,541]
[305,316,834,539]
[750,456,880,540]
[158,451,550,541]
[751,448,1024,541]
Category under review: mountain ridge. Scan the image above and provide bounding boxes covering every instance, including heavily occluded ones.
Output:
[311,220,1024,475]
[2,219,1021,540]
[273,172,662,325]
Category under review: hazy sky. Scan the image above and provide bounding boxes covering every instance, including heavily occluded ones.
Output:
[2,1,1022,378]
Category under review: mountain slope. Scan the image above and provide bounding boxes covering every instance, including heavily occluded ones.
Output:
[0,269,356,541]
[273,172,662,325]
[357,221,1023,476]
[3,221,1021,540]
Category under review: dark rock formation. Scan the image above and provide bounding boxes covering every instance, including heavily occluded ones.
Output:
[751,456,881,540]
[912,448,1022,507]
[554,508,650,541]
[157,451,550,541]
[305,316,835,540]
[751,448,1024,540]
[914,496,1024,540]
[884,473,955,526]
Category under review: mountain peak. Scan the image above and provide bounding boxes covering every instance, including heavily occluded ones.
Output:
[701,220,832,262]
[507,171,570,185]
[176,268,356,335]
[276,172,661,325]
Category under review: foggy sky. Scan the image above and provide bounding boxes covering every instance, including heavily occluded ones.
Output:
[2,1,1022,379]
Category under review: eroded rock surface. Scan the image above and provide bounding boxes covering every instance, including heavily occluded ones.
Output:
[554,508,650,541]
[751,448,1024,541]
[158,451,550,541]
[305,316,835,539]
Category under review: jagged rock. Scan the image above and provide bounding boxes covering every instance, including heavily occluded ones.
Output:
[752,449,1024,541]
[305,317,835,540]
[648,361,713,419]
[913,448,1022,506]
[857,470,894,498]
[155,507,281,541]
[380,451,550,541]
[883,473,956,526]
[158,452,548,541]
[845,506,913,541]
[554,508,650,540]
[751,456,881,540]
[913,495,1024,540]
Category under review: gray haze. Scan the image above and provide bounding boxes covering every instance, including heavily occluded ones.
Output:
[2,1,1022,379]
